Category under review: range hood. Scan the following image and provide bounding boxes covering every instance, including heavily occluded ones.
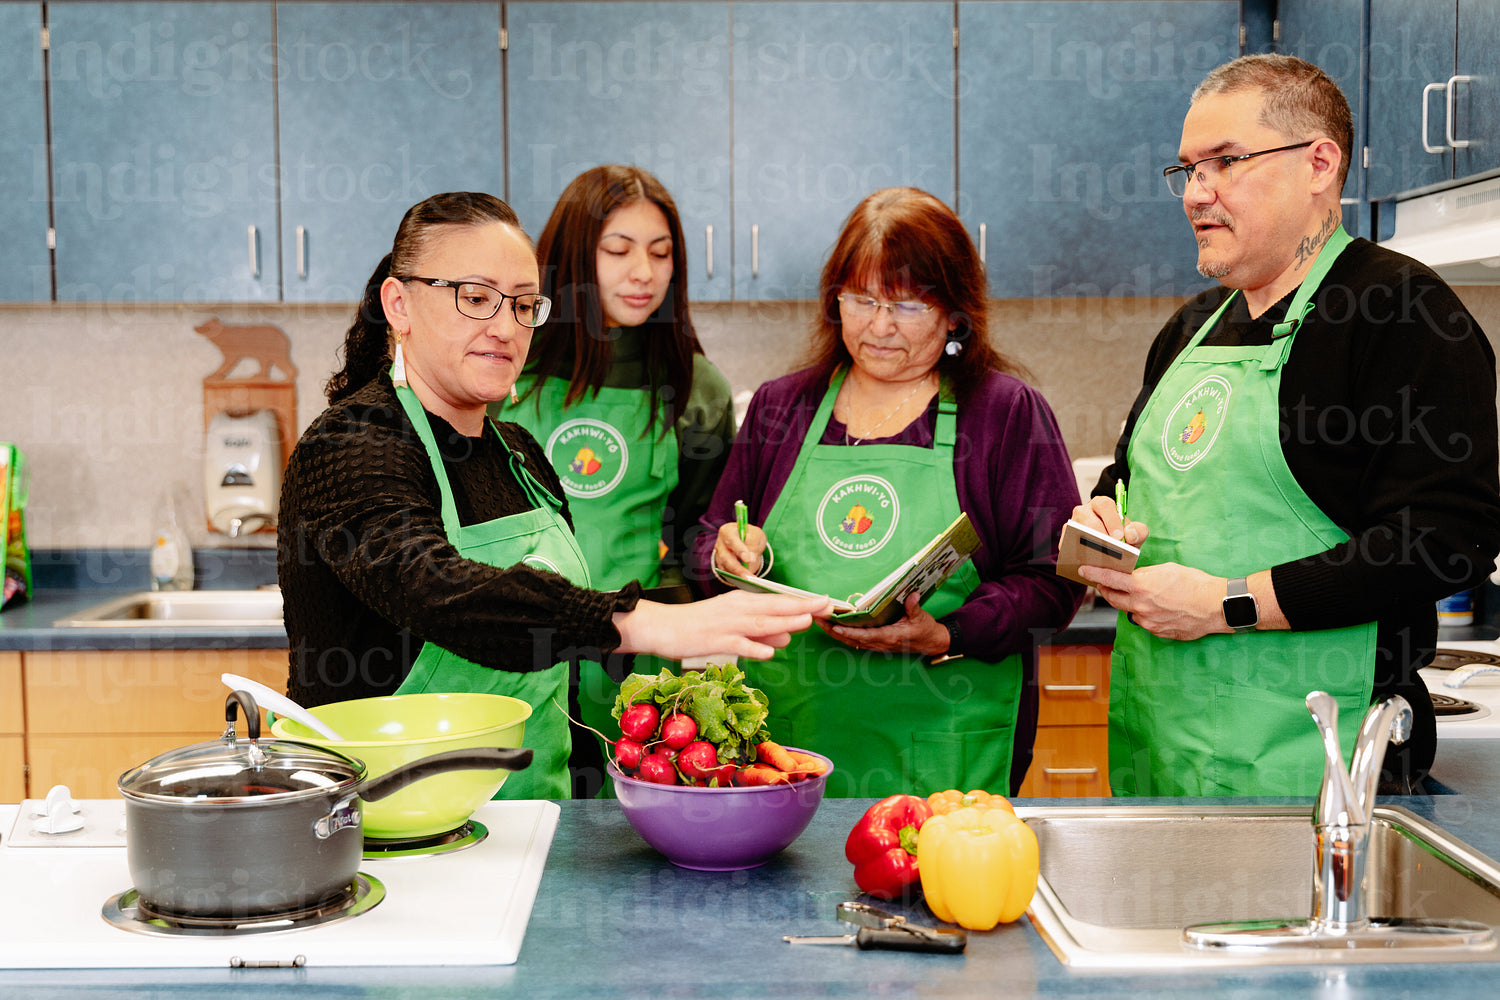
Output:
[1380,173,1500,285]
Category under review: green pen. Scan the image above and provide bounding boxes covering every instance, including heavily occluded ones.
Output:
[735,500,748,542]
[1115,481,1128,522]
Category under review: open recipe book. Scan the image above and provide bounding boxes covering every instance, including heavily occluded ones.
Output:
[713,512,981,628]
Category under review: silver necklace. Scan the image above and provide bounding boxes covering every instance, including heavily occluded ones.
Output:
[844,375,933,446]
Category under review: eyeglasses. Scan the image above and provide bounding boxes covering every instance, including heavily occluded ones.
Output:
[397,276,552,328]
[837,293,936,323]
[1161,141,1315,197]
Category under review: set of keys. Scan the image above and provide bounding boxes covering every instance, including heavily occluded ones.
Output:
[783,901,967,954]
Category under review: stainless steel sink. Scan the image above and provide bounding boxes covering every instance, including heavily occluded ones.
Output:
[53,589,283,628]
[1019,803,1500,968]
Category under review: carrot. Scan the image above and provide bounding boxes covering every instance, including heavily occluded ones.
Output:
[756,740,801,772]
[786,751,828,777]
[733,763,792,786]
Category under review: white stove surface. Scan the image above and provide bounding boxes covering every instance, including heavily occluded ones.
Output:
[1425,639,1500,740]
[0,798,558,969]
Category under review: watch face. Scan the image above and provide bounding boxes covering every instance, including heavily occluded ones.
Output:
[1224,594,1258,629]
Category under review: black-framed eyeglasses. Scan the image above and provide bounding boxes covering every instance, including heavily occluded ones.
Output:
[1161,141,1315,198]
[396,276,552,327]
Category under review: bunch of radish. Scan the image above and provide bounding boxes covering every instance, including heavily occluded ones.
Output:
[614,701,734,786]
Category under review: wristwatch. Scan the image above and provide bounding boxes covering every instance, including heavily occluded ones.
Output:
[1222,577,1259,632]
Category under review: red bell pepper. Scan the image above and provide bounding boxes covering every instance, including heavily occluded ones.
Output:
[843,794,934,900]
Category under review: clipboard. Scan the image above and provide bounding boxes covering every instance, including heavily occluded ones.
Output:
[1055,519,1140,585]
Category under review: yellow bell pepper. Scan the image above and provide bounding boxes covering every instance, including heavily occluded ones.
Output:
[926,788,1015,816]
[917,806,1039,930]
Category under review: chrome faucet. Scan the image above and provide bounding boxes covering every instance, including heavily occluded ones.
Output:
[1306,691,1411,932]
[227,513,276,538]
[1183,690,1491,953]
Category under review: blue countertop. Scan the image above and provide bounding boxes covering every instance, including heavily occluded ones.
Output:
[4,779,1500,998]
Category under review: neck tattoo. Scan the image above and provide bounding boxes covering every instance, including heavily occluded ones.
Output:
[845,374,934,446]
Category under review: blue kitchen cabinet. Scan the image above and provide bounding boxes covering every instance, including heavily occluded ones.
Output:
[506,2,731,301]
[1367,0,1498,201]
[0,4,49,302]
[1454,0,1500,182]
[958,1,1238,299]
[276,3,504,302]
[1278,0,1370,238]
[47,3,278,301]
[731,2,955,301]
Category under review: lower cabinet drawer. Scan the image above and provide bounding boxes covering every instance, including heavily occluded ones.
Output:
[0,735,24,802]
[1020,725,1110,798]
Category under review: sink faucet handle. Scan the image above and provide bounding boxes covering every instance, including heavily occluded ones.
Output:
[1306,691,1359,825]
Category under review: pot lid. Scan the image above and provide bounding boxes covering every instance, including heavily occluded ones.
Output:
[118,691,367,802]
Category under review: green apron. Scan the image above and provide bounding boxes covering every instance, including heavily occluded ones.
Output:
[754,369,1024,799]
[393,383,591,800]
[504,376,680,767]
[1110,227,1375,797]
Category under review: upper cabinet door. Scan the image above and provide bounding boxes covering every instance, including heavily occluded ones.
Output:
[732,2,955,301]
[276,2,504,302]
[48,3,278,302]
[959,1,1237,300]
[1366,0,1457,201]
[1278,0,1369,238]
[0,4,49,302]
[507,2,731,301]
[1454,0,1500,181]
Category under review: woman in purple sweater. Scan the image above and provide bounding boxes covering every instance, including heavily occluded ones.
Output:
[694,188,1085,797]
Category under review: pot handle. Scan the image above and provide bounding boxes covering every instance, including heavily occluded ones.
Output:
[224,690,261,742]
[356,747,534,803]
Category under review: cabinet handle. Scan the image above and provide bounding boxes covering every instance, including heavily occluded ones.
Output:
[1446,75,1474,149]
[247,225,259,278]
[296,225,307,279]
[978,222,986,264]
[706,225,713,279]
[1042,767,1099,776]
[751,224,759,279]
[1421,81,1447,154]
[1043,684,1097,693]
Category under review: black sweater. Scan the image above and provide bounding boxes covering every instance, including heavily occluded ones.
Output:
[278,376,641,708]
[1097,238,1500,783]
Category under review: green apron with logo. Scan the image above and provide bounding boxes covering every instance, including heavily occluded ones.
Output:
[754,369,1024,799]
[504,376,680,779]
[1110,227,1374,797]
[393,383,590,800]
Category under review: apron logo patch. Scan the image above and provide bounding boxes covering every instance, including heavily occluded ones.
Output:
[545,418,629,499]
[1162,375,1232,471]
[816,476,899,558]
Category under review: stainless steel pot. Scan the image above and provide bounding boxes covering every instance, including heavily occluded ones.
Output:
[117,690,532,918]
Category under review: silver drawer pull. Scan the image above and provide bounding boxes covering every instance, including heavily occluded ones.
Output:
[296,225,307,279]
[1042,767,1099,776]
[751,224,759,279]
[1446,74,1474,148]
[1042,684,1097,693]
[1421,81,1446,154]
[705,224,714,279]
[247,225,259,278]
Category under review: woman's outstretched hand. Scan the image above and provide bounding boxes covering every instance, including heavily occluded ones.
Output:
[614,591,834,661]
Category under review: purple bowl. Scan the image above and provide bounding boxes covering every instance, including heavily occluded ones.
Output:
[608,748,833,871]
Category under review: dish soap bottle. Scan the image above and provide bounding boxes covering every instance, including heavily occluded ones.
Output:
[149,491,194,591]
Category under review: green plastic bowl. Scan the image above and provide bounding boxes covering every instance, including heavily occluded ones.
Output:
[269,693,532,839]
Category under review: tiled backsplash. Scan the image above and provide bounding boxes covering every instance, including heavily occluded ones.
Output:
[3,286,1498,550]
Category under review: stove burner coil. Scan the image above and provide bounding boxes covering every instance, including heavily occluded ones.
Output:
[363,819,488,859]
[1431,692,1484,717]
[1429,649,1500,672]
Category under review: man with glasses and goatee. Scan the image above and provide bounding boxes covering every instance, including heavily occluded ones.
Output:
[1073,54,1500,799]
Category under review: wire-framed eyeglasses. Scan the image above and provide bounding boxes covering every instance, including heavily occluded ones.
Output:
[837,293,937,323]
[1162,141,1315,198]
[397,276,552,327]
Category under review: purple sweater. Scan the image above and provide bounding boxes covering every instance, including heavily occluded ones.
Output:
[690,367,1086,664]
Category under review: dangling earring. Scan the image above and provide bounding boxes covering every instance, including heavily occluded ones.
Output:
[391,338,409,388]
[944,336,964,356]
[509,385,520,404]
